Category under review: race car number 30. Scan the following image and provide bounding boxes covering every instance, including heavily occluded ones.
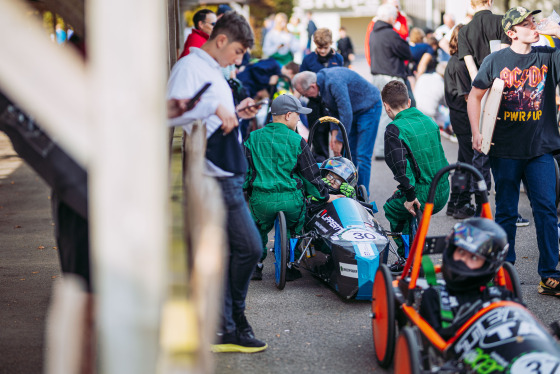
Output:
[341,229,377,242]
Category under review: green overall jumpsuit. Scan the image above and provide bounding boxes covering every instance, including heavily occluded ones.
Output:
[244,122,330,261]
[383,107,450,257]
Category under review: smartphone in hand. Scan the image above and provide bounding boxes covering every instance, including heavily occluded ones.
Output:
[186,82,211,110]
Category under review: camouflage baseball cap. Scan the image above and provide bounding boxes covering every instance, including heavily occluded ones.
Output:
[502,7,541,32]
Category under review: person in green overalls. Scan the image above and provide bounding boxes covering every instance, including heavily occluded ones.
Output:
[381,80,450,273]
[243,94,345,281]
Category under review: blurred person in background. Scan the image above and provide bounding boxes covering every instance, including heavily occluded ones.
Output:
[179,9,216,58]
[337,27,355,68]
[262,13,299,66]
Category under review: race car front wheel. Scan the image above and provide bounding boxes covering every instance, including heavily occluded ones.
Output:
[274,212,288,290]
[394,327,421,374]
[371,264,396,368]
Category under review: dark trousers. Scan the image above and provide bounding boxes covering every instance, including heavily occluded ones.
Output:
[490,154,560,279]
[449,133,474,208]
[51,193,91,291]
[307,99,330,162]
[217,174,262,333]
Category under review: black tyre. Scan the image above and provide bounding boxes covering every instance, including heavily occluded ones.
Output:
[357,184,369,203]
[394,327,421,374]
[274,212,288,290]
[371,264,396,368]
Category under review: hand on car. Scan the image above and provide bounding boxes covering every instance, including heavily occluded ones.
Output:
[404,198,421,216]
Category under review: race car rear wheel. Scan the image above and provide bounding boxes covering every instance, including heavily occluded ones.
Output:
[394,327,421,374]
[371,264,396,368]
[497,261,523,303]
[274,212,288,290]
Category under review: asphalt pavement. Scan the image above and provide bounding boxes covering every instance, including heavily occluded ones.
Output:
[1,56,559,374]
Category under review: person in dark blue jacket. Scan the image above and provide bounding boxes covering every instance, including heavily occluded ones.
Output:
[300,28,344,73]
[293,68,382,195]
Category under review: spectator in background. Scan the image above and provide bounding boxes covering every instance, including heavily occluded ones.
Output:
[369,3,412,161]
[414,61,453,140]
[434,13,456,62]
[364,0,409,67]
[305,11,317,54]
[288,15,306,63]
[262,13,299,66]
[300,28,344,161]
[443,24,476,220]
[293,68,382,195]
[300,28,344,72]
[216,4,232,19]
[261,14,276,48]
[337,27,355,68]
[408,27,438,87]
[458,0,511,219]
[179,9,216,58]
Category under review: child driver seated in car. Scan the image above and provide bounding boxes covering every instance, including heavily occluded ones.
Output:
[419,218,516,340]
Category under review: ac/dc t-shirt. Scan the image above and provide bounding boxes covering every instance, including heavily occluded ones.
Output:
[472,46,560,159]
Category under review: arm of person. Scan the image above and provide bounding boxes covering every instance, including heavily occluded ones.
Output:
[328,83,354,143]
[416,53,432,77]
[297,138,331,202]
[464,55,478,82]
[384,124,417,202]
[467,86,488,152]
[167,67,219,128]
[439,37,450,55]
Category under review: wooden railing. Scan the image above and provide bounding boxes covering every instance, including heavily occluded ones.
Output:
[160,122,226,373]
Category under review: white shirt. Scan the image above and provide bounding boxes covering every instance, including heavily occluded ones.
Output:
[167,48,239,177]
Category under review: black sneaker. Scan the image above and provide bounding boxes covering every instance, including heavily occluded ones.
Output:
[446,202,456,216]
[516,216,530,227]
[538,277,560,297]
[233,312,254,337]
[251,263,263,281]
[211,330,267,353]
[286,266,302,281]
[453,204,476,219]
[389,257,406,274]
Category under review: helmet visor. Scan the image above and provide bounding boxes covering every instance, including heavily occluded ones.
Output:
[453,222,494,258]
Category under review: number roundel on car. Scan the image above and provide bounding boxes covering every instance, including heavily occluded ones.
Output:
[340,229,378,242]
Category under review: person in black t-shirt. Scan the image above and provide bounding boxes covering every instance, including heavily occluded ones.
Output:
[468,7,560,298]
[458,0,511,217]
[444,25,476,219]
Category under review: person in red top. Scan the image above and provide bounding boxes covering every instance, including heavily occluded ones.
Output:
[365,0,409,66]
[179,9,216,58]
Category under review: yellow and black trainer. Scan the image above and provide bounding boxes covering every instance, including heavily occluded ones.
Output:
[538,277,560,297]
[211,330,267,353]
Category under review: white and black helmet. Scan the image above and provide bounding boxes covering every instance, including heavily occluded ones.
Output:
[442,218,509,292]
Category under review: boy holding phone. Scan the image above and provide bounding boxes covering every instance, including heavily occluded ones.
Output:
[167,11,267,353]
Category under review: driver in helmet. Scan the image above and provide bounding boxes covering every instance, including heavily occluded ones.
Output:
[419,218,516,340]
[319,157,357,198]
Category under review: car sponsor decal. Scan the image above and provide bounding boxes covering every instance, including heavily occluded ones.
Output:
[454,307,549,357]
[340,229,377,242]
[339,262,358,278]
[320,212,343,232]
[464,348,505,373]
[510,352,560,373]
[355,242,375,257]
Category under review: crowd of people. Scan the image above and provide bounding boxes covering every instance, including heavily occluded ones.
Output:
[167,0,560,355]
